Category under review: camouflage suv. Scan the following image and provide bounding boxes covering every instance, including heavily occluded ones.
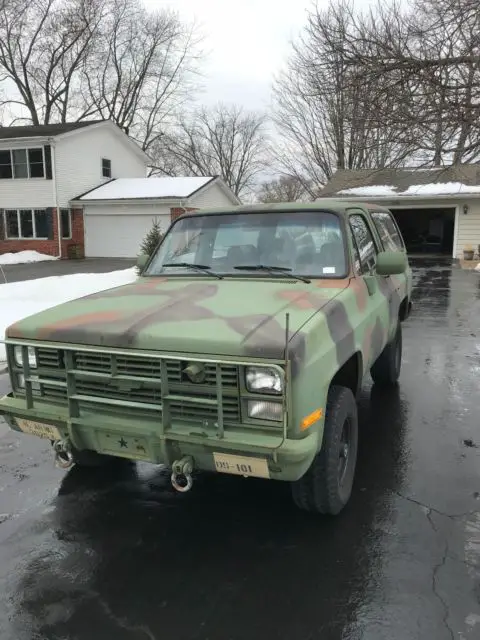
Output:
[0,201,412,515]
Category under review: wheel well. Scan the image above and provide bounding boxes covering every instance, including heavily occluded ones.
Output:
[330,352,362,397]
[399,297,409,321]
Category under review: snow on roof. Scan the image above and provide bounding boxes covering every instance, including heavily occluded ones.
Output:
[79,177,215,201]
[338,182,480,197]
[338,185,398,196]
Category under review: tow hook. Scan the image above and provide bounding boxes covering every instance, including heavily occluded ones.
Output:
[53,439,74,469]
[171,456,194,493]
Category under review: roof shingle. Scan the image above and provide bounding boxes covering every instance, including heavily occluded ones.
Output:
[318,165,480,197]
[0,120,105,140]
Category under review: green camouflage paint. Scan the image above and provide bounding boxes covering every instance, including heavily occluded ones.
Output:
[0,200,412,481]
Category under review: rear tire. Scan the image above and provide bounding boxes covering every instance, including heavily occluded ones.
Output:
[291,385,358,515]
[370,322,402,387]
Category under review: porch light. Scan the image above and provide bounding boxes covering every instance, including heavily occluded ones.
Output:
[463,204,469,215]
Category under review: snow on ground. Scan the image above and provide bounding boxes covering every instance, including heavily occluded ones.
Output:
[0,268,137,363]
[0,251,58,265]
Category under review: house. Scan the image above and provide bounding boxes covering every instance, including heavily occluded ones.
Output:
[317,165,480,258]
[0,120,149,258]
[71,176,241,258]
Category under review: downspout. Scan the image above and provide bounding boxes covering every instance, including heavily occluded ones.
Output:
[50,138,62,258]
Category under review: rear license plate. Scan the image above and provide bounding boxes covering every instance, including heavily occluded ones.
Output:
[213,452,270,479]
[15,418,61,441]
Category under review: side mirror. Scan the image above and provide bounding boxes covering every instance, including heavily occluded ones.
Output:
[136,254,149,271]
[376,250,407,276]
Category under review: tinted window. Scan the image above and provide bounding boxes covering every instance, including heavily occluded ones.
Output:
[146,211,347,278]
[5,210,18,237]
[60,208,71,238]
[371,211,404,251]
[20,209,33,237]
[349,214,377,274]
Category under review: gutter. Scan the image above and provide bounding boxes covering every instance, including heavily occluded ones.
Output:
[49,138,62,258]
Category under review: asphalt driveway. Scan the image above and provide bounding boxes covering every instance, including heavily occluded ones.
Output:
[1,258,135,284]
[0,258,479,640]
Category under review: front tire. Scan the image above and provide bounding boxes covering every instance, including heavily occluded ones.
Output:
[291,385,358,515]
[370,322,402,387]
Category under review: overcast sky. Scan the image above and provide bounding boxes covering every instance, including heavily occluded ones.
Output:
[146,0,316,111]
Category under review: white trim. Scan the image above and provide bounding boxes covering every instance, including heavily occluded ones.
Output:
[51,141,62,258]
[334,193,480,203]
[70,196,187,206]
[452,205,460,259]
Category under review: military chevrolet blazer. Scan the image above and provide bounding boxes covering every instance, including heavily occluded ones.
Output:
[0,201,412,514]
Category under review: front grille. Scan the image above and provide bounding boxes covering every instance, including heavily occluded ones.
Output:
[34,347,241,427]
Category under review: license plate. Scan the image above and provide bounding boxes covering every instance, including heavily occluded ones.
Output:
[15,418,61,441]
[213,452,270,479]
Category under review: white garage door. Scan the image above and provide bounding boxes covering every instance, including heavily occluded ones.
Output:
[84,208,170,258]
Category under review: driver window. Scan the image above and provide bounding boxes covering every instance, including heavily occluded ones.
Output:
[349,214,377,274]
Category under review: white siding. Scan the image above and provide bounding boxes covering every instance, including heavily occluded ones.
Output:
[55,125,147,207]
[189,181,238,209]
[84,203,170,258]
[455,199,480,258]
[0,139,54,208]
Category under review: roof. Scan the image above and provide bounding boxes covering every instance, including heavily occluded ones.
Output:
[175,199,363,216]
[318,165,480,198]
[76,176,218,201]
[0,120,105,140]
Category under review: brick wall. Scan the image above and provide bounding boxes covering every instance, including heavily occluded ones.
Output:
[170,207,198,222]
[0,208,85,259]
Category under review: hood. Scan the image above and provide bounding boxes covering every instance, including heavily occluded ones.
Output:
[6,276,349,360]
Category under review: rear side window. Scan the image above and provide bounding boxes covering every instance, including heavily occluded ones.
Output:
[371,211,404,252]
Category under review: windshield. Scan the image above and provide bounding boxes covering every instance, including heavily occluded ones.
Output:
[144,210,347,278]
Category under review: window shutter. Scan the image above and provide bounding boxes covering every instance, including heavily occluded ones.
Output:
[44,145,52,180]
[0,210,4,240]
[46,207,54,239]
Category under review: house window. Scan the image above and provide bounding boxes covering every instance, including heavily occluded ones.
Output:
[60,208,72,239]
[102,158,111,178]
[4,208,48,239]
[0,150,12,179]
[0,147,45,179]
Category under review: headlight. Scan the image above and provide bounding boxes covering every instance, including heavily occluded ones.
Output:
[16,374,41,393]
[14,346,37,369]
[245,366,283,394]
[248,400,283,422]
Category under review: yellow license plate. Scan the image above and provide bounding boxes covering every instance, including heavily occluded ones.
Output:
[213,452,270,479]
[15,418,61,441]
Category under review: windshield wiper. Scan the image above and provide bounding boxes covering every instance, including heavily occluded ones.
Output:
[233,265,311,284]
[162,262,223,280]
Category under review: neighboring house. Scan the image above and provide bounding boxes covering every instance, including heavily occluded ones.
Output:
[0,121,149,258]
[71,176,241,258]
[317,165,480,258]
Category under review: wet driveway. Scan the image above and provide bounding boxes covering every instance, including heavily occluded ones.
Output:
[0,259,479,640]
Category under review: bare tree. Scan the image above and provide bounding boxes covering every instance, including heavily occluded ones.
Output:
[0,0,203,149]
[152,103,269,197]
[80,0,203,149]
[257,175,311,203]
[272,0,414,191]
[318,0,480,164]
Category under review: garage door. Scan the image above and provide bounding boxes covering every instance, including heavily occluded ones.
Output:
[85,213,169,258]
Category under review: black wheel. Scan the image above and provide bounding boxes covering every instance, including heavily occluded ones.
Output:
[291,385,358,515]
[370,322,402,387]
